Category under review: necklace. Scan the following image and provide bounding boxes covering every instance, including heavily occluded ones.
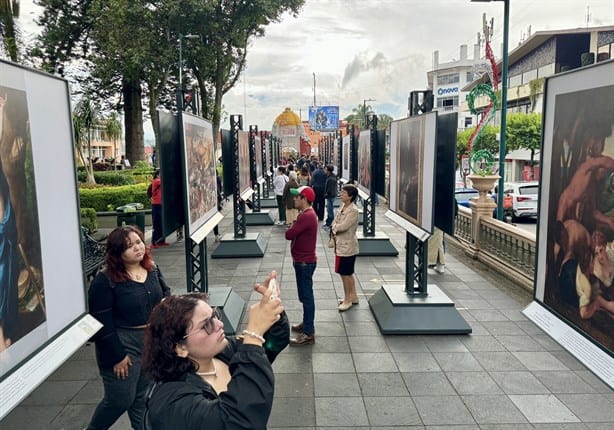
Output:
[196,362,217,377]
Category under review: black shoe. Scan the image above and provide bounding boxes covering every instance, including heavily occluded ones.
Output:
[291,322,304,332]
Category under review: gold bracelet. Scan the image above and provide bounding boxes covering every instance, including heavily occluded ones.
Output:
[241,330,265,343]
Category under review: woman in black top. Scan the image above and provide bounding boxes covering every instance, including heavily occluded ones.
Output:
[87,226,171,430]
[142,272,289,430]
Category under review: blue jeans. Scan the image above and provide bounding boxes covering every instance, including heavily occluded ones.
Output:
[293,262,316,335]
[325,197,335,226]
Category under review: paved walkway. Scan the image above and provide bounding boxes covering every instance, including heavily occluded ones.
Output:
[3,206,613,429]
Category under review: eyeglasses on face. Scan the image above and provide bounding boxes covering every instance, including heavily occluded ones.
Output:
[183,308,222,339]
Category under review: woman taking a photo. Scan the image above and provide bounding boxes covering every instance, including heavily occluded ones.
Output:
[142,272,289,430]
[331,184,360,311]
[86,226,171,430]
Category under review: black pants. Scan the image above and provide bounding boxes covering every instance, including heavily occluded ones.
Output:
[313,193,325,221]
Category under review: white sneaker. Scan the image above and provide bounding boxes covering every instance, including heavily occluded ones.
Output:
[275,221,284,226]
[435,264,445,274]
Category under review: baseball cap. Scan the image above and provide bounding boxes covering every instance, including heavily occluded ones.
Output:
[290,186,315,203]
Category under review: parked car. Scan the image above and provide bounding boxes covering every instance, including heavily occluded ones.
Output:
[499,181,539,220]
[455,187,479,208]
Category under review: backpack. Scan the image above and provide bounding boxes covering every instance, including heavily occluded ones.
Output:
[147,183,153,198]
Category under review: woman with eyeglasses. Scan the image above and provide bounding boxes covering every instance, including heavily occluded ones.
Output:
[141,272,288,430]
[86,226,171,430]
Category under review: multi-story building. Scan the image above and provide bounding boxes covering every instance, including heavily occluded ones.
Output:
[427,44,482,129]
[460,25,614,181]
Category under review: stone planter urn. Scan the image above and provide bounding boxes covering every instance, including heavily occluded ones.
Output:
[467,174,499,203]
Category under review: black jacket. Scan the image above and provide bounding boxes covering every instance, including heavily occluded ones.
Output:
[324,174,337,199]
[144,312,289,430]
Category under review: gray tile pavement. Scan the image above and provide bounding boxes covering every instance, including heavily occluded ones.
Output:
[2,205,613,429]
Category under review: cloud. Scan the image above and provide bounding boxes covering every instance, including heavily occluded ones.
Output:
[341,52,387,89]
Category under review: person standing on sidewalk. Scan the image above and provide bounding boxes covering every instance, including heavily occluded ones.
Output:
[149,170,168,248]
[323,165,338,229]
[285,186,318,345]
[282,171,299,226]
[331,184,360,311]
[87,226,171,430]
[310,162,326,222]
[273,166,287,225]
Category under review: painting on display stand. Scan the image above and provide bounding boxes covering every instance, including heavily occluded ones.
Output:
[388,112,437,235]
[238,130,252,200]
[532,61,614,377]
[341,135,350,182]
[357,130,371,196]
[181,113,218,240]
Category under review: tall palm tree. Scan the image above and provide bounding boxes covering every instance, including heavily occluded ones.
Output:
[105,112,122,171]
[74,97,99,185]
[0,0,20,61]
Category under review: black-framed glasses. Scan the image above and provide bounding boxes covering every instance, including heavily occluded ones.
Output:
[183,308,221,339]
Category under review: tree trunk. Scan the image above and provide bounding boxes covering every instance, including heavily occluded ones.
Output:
[85,131,96,185]
[122,78,145,164]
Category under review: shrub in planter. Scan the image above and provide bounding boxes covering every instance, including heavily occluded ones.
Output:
[81,207,98,233]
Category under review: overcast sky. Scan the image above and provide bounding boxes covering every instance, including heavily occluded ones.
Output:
[18,0,614,132]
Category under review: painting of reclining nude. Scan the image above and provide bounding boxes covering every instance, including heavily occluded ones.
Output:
[536,62,614,353]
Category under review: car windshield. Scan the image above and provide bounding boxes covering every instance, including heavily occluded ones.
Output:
[518,186,538,195]
[456,191,478,200]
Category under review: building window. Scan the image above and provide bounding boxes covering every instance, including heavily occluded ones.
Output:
[436,96,459,109]
[522,69,537,84]
[509,74,522,88]
[437,73,459,85]
[466,71,474,83]
[465,117,473,127]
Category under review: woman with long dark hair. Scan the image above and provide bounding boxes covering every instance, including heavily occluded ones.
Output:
[142,272,288,430]
[86,226,171,430]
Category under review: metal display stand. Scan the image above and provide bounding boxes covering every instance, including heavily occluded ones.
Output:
[259,134,278,208]
[357,115,398,256]
[175,92,244,334]
[245,125,274,225]
[212,115,266,259]
[368,100,471,334]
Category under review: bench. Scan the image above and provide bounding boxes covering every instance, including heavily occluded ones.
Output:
[81,227,105,281]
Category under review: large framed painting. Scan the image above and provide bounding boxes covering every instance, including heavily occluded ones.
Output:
[388,112,437,236]
[341,135,350,182]
[357,130,371,196]
[181,113,218,241]
[0,60,101,418]
[533,60,614,367]
[254,134,263,182]
[238,130,252,200]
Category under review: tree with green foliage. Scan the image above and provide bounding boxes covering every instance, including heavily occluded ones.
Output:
[376,113,393,131]
[0,0,19,61]
[73,97,99,185]
[344,103,374,129]
[186,0,304,140]
[34,0,305,159]
[456,124,499,168]
[105,112,122,170]
[505,112,542,169]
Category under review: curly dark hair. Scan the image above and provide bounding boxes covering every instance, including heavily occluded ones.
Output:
[143,293,209,382]
[105,225,155,283]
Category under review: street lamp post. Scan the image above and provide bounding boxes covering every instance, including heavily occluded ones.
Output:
[363,98,375,129]
[471,0,509,220]
[177,33,200,109]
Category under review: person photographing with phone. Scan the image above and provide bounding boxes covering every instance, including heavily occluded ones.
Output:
[141,271,289,430]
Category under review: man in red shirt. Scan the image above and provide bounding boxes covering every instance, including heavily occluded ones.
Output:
[285,186,318,345]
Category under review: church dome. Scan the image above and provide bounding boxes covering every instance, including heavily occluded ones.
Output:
[274,107,301,126]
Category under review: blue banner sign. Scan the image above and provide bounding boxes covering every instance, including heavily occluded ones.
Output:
[309,106,339,131]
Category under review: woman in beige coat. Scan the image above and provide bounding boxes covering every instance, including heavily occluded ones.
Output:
[331,184,360,311]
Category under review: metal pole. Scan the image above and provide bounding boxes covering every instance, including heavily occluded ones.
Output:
[178,34,183,89]
[497,0,510,220]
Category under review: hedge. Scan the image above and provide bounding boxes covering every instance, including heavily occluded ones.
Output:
[77,170,136,186]
[79,183,151,212]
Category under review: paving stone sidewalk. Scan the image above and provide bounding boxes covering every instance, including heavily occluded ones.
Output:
[3,206,613,429]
